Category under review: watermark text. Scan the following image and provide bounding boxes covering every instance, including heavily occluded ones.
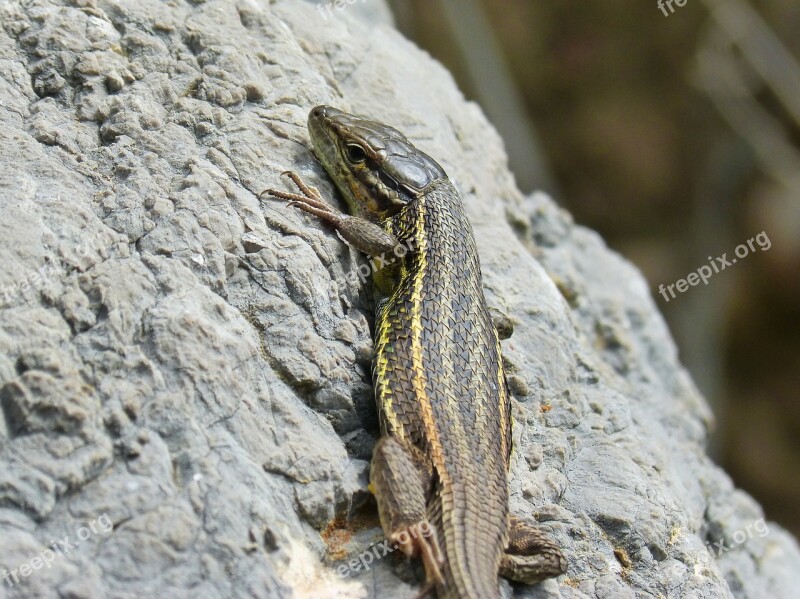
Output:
[658,0,690,17]
[343,238,416,288]
[317,0,368,21]
[658,231,770,303]
[335,519,433,578]
[2,514,113,588]
[705,517,769,557]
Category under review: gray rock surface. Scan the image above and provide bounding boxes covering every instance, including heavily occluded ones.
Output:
[0,1,798,598]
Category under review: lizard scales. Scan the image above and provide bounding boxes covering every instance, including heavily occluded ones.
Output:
[266,105,565,599]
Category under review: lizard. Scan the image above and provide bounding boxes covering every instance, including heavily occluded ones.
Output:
[264,105,566,599]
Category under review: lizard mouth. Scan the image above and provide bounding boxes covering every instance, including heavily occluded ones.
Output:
[307,105,376,219]
[307,104,339,168]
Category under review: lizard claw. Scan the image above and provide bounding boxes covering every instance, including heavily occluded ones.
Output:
[391,523,445,589]
[410,580,437,599]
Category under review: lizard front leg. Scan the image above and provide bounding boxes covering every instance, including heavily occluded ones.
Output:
[500,514,567,584]
[262,171,399,256]
[370,436,445,596]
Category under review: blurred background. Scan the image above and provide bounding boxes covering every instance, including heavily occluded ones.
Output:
[387,0,800,538]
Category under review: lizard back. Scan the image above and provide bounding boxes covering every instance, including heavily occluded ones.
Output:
[374,179,512,599]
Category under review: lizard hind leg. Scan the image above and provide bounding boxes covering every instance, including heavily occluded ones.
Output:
[500,515,567,584]
[370,436,445,588]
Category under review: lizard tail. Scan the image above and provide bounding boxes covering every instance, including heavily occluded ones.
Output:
[432,486,507,599]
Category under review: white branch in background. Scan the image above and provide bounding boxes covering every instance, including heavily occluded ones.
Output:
[701,0,800,127]
[695,0,800,192]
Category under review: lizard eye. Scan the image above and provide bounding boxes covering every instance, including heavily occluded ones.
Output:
[345,144,367,163]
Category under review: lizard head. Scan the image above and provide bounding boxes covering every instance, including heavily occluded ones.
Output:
[307,105,446,222]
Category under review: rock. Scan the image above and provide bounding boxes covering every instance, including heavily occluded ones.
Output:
[0,1,797,598]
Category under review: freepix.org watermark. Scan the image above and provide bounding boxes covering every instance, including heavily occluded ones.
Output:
[1,514,113,588]
[705,517,769,557]
[657,0,689,17]
[658,231,771,303]
[336,520,433,578]
[0,208,126,309]
[342,238,416,288]
[316,0,368,20]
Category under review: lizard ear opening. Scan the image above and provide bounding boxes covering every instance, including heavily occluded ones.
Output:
[378,170,417,206]
[398,184,418,201]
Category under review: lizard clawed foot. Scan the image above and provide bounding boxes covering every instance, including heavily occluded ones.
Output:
[391,523,445,589]
[280,170,326,202]
[260,171,344,226]
[410,580,437,599]
[261,170,400,255]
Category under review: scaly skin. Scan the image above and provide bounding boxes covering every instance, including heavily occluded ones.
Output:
[265,105,566,599]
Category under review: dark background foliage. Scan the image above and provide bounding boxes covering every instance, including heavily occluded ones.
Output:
[389,0,800,538]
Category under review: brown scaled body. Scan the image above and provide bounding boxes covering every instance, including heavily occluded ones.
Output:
[266,106,566,599]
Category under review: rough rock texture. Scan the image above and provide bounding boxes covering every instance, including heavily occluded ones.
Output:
[0,1,798,598]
